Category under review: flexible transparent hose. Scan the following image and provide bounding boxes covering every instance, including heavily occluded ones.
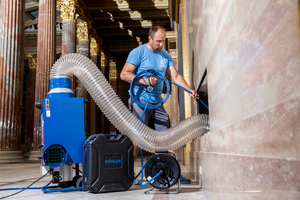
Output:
[50,53,210,153]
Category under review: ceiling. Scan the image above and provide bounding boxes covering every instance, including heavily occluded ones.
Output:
[25,0,173,65]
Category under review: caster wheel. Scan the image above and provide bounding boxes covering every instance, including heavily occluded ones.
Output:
[72,175,82,187]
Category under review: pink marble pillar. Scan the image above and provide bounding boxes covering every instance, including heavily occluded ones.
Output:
[57,0,79,91]
[76,20,90,137]
[75,21,89,97]
[33,0,56,149]
[77,40,89,57]
[62,22,76,55]
[0,0,25,150]
[63,21,77,90]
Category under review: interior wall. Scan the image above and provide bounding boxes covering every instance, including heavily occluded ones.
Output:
[184,0,300,199]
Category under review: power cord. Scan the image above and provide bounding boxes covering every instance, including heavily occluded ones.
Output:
[132,87,164,188]
[169,80,209,110]
[0,169,52,199]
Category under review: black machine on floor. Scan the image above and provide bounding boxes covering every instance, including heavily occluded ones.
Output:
[82,134,181,194]
[83,134,134,193]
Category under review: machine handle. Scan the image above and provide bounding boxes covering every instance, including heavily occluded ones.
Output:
[155,150,169,153]
[103,134,119,138]
[36,103,43,109]
[155,150,177,158]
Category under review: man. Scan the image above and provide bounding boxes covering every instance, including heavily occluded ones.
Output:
[120,26,199,184]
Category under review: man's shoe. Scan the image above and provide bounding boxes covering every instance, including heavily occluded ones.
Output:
[179,176,191,184]
[133,178,139,185]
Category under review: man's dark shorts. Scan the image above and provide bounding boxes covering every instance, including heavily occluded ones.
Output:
[128,97,170,131]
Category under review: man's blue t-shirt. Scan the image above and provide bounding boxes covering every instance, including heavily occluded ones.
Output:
[126,44,175,104]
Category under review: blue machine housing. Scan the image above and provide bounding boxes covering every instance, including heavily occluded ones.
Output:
[40,76,85,168]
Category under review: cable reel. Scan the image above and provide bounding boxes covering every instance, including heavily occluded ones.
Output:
[129,69,170,109]
[130,69,209,110]
[144,153,180,190]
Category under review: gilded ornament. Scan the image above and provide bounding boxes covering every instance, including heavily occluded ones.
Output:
[100,50,105,66]
[109,65,117,79]
[90,38,100,56]
[57,0,80,23]
[76,22,89,41]
[24,54,37,69]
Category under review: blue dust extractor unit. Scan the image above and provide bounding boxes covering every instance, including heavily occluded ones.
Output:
[36,72,179,193]
[38,75,85,188]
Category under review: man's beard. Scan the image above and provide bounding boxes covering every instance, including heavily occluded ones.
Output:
[153,46,162,52]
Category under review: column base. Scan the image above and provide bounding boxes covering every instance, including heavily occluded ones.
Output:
[0,151,26,164]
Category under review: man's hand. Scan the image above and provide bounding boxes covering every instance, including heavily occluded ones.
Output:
[148,77,157,86]
[189,90,200,99]
[139,77,158,86]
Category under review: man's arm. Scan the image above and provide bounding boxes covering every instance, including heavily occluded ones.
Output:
[120,62,137,83]
[167,65,199,99]
[120,62,157,86]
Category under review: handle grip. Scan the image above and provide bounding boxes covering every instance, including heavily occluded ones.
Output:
[155,150,169,153]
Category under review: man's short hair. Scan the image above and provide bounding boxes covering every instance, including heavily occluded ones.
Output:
[149,26,166,38]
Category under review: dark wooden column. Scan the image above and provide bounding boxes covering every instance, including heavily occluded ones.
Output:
[108,58,118,134]
[100,49,110,134]
[33,0,56,149]
[23,54,37,152]
[0,0,25,150]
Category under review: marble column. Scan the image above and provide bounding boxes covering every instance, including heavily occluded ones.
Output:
[76,20,90,57]
[57,0,80,55]
[76,19,90,137]
[76,20,90,97]
[33,0,56,149]
[0,0,25,150]
[24,54,37,152]
[89,38,102,137]
[57,0,81,90]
